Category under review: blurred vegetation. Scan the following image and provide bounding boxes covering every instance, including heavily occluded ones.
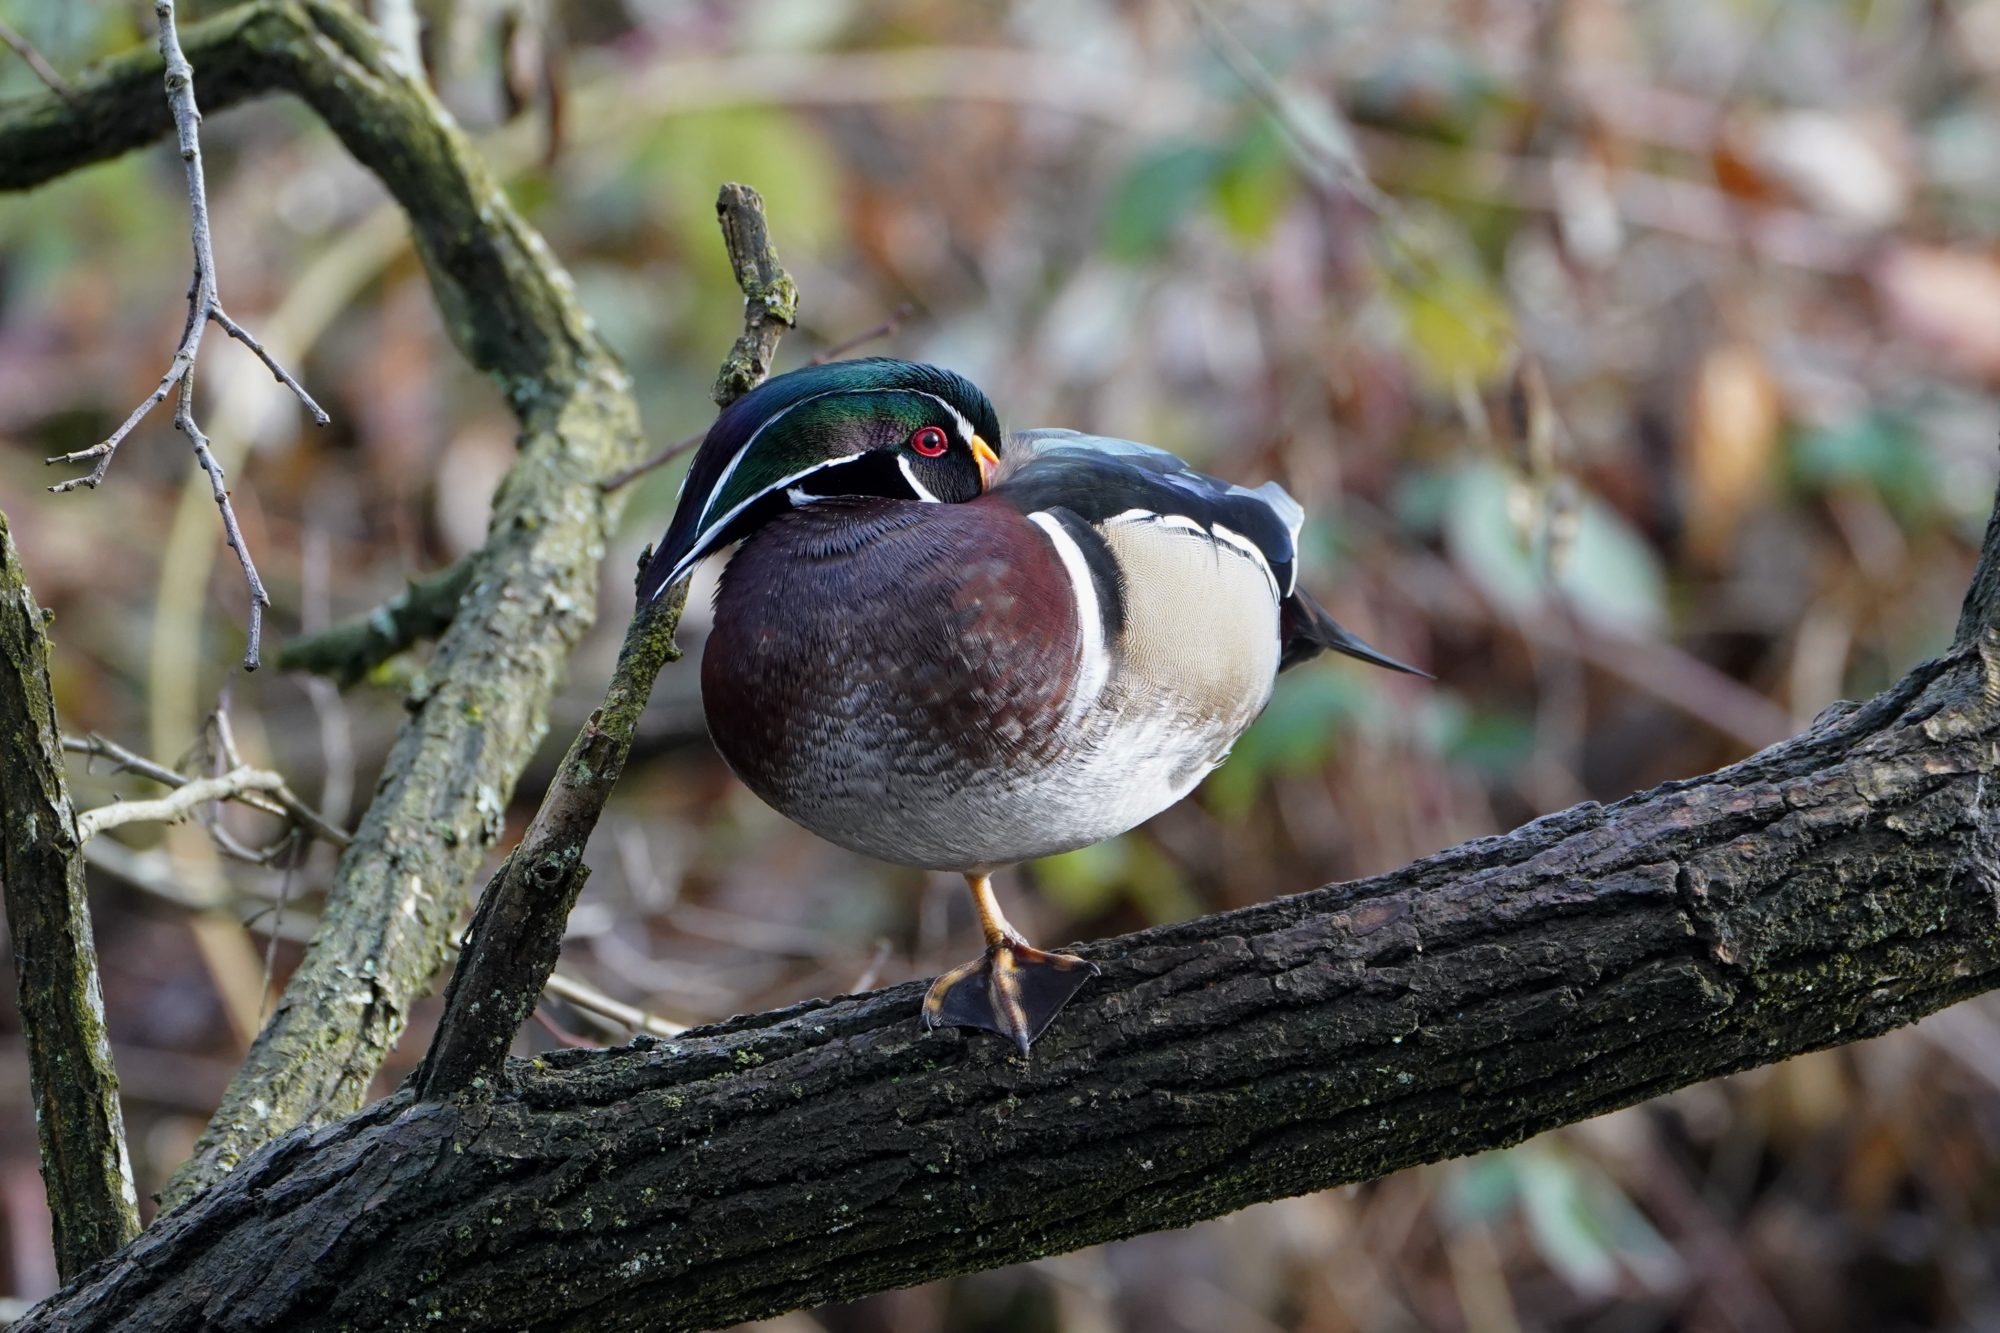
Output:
[3,0,2000,1328]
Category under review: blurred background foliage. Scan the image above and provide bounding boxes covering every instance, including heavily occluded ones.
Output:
[3,0,2000,1327]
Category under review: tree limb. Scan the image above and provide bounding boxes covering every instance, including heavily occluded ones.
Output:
[273,560,476,687]
[0,0,647,1205]
[1955,477,2000,647]
[16,617,2000,1329]
[417,182,793,1100]
[0,512,141,1280]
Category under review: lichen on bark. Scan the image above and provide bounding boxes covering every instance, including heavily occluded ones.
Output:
[0,511,141,1280]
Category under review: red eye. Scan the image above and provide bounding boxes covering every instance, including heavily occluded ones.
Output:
[910,425,950,458]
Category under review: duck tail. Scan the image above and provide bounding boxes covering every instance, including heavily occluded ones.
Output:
[1278,589,1430,677]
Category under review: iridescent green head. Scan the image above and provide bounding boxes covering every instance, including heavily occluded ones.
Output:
[641,359,1003,600]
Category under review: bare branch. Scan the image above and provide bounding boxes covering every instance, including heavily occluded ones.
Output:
[43,0,327,671]
[0,17,74,102]
[274,560,476,687]
[709,182,799,406]
[0,513,140,1279]
[14,625,2000,1331]
[64,732,352,849]
[75,766,288,841]
[541,971,687,1039]
[418,181,796,1099]
[4,0,652,1207]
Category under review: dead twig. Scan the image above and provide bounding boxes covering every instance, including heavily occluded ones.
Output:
[43,0,326,671]
[599,303,914,494]
[74,766,289,841]
[805,302,915,366]
[63,733,352,849]
[0,17,74,102]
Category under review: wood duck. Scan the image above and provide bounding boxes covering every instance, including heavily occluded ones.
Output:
[640,359,1422,1055]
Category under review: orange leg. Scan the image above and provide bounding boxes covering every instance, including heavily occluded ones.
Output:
[922,873,1098,1056]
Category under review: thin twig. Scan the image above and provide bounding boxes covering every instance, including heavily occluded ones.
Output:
[597,429,703,494]
[1177,0,1390,214]
[0,16,74,102]
[541,972,687,1039]
[805,302,915,366]
[599,304,914,494]
[43,0,327,670]
[63,733,352,849]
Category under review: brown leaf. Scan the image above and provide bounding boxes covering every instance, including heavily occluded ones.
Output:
[1875,246,2000,381]
[1686,342,1781,563]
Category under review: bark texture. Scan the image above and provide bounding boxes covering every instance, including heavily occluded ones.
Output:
[17,624,2000,1331]
[419,183,793,1100]
[0,513,141,1279]
[0,1,646,1204]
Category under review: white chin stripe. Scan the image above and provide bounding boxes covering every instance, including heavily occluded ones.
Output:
[897,455,942,503]
[1027,511,1111,712]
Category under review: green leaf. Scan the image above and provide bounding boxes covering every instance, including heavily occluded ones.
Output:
[1104,143,1222,260]
[1203,671,1372,820]
[1210,121,1295,243]
[1790,411,1936,516]
[1445,461,1667,636]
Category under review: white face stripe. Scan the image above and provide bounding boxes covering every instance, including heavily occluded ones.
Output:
[693,389,844,537]
[662,385,977,598]
[695,388,970,535]
[912,392,976,445]
[1026,512,1112,714]
[652,452,866,599]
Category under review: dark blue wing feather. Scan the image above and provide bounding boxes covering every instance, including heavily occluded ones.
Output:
[992,429,1305,596]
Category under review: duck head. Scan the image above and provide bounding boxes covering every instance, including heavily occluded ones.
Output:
[640,358,1002,601]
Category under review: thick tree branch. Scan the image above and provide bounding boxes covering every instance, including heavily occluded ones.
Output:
[16,623,2000,1330]
[273,560,475,687]
[0,513,141,1280]
[0,0,647,1205]
[418,183,793,1098]
[1955,475,2000,647]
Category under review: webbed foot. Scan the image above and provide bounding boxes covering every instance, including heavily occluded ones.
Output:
[922,940,1097,1056]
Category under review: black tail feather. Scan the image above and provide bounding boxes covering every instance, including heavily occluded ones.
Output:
[1279,589,1430,677]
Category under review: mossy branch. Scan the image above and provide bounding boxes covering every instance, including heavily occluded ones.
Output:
[274,560,476,687]
[2,0,646,1207]
[417,183,793,1099]
[0,512,141,1280]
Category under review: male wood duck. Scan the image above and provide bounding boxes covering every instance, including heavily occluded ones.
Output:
[640,358,1422,1055]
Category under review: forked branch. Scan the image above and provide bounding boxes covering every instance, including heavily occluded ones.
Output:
[43,0,326,670]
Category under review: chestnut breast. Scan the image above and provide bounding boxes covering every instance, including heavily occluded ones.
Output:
[701,495,1084,869]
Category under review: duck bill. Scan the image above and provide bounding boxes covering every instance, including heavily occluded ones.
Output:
[972,435,999,490]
